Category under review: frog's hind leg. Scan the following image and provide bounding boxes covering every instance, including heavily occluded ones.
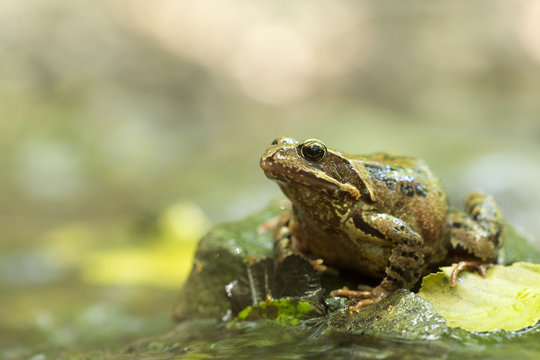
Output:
[449,192,503,285]
[332,212,426,311]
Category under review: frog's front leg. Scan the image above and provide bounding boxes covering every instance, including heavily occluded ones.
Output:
[449,192,503,285]
[273,212,297,263]
[273,212,330,272]
[332,212,425,311]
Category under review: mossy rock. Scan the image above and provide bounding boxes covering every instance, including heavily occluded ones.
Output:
[173,203,280,321]
[162,202,540,359]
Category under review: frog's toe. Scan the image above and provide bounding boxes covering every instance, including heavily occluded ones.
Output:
[330,288,373,298]
[331,288,382,312]
[350,296,382,312]
[449,260,490,287]
[309,259,326,272]
[257,216,280,233]
[309,259,338,275]
[332,285,389,311]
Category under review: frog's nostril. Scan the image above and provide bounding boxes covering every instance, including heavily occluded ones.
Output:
[271,136,298,146]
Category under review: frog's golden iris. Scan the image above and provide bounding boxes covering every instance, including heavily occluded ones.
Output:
[299,139,327,162]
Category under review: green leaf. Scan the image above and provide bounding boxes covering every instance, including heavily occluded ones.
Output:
[418,262,540,332]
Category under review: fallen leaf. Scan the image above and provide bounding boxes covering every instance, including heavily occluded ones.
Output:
[418,262,540,332]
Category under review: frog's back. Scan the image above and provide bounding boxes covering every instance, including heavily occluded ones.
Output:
[357,152,427,170]
[352,152,440,203]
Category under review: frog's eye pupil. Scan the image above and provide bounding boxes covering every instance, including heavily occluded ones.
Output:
[300,140,327,162]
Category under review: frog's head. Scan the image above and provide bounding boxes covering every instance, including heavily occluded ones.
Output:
[260,137,372,204]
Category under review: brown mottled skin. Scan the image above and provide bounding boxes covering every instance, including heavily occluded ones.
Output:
[260,137,503,310]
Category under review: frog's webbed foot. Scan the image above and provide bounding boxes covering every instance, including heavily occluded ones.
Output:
[449,260,489,287]
[330,288,384,311]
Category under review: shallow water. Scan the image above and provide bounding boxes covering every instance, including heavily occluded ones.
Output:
[123,317,540,360]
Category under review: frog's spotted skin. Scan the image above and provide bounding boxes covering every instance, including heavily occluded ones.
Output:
[260,137,504,310]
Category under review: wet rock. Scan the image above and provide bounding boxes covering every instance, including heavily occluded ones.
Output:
[326,290,447,340]
[174,202,448,340]
[173,204,281,321]
[157,204,540,359]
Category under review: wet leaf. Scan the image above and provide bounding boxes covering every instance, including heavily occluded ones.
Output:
[418,262,540,332]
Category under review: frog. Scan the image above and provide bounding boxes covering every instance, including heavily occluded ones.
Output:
[260,136,503,311]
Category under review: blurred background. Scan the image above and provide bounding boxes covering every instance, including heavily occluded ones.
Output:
[2,0,540,357]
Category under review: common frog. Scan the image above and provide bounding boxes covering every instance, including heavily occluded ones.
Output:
[260,137,503,310]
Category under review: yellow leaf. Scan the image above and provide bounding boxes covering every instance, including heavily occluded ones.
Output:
[82,244,196,288]
[418,262,540,332]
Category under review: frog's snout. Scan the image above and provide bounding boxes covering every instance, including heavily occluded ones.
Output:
[260,144,292,176]
[260,146,277,173]
[261,137,297,170]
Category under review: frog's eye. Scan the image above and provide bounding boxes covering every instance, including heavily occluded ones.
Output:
[299,140,327,162]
